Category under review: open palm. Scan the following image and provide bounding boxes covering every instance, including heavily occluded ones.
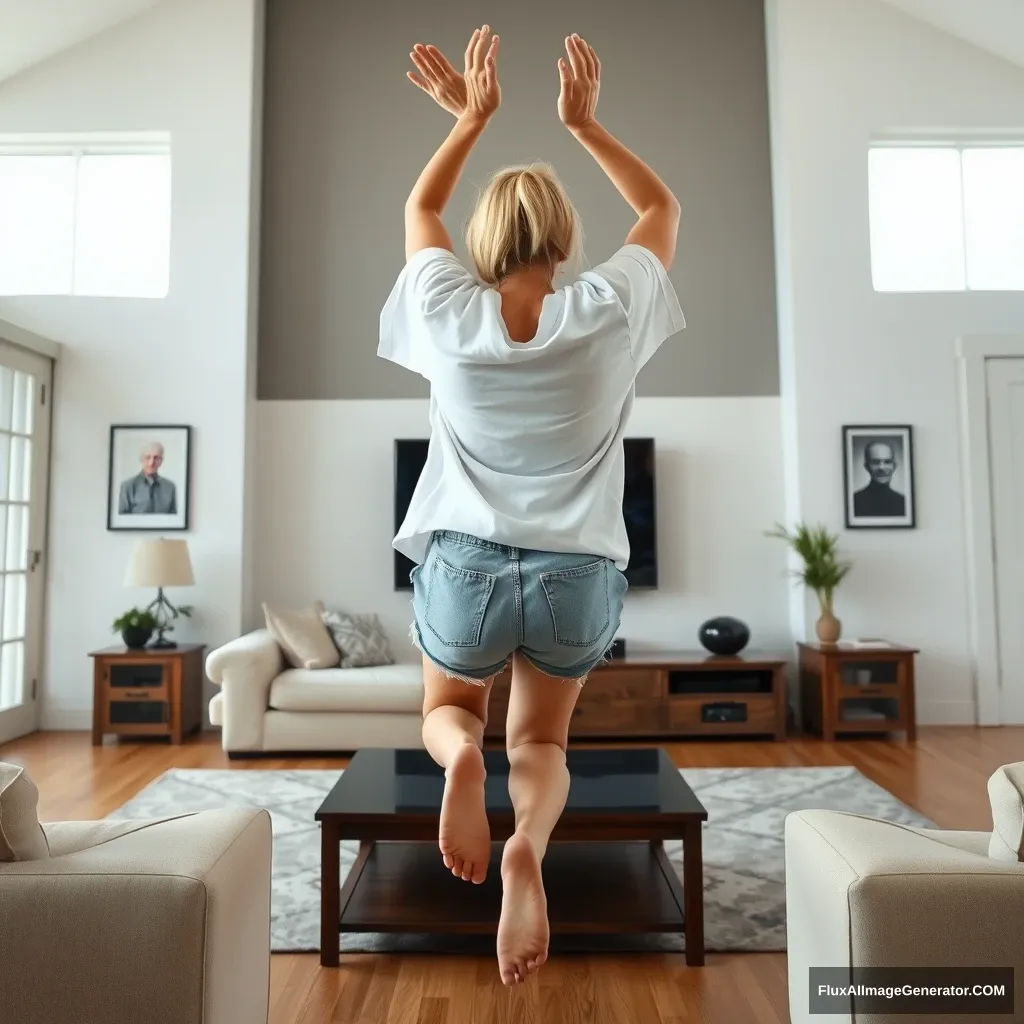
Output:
[408,25,500,119]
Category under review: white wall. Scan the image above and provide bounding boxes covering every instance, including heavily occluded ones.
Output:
[254,398,792,660]
[0,0,262,727]
[767,0,1024,724]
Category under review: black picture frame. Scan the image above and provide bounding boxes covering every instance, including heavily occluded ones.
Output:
[842,424,915,529]
[107,424,191,531]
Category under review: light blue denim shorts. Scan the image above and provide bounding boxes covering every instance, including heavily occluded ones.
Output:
[409,530,628,684]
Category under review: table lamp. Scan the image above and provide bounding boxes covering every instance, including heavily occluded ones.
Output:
[124,538,195,648]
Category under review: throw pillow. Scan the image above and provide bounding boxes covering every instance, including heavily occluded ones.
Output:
[0,762,50,862]
[263,600,341,670]
[322,610,395,668]
[987,761,1024,862]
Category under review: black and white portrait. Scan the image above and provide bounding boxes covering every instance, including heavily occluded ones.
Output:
[842,425,915,529]
[107,424,191,531]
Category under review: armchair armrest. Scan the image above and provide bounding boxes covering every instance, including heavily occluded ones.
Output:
[206,629,283,751]
[0,808,271,1024]
[786,810,1024,1024]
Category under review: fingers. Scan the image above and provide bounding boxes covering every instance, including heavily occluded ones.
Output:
[565,34,587,78]
[414,44,447,81]
[426,44,458,78]
[485,33,499,88]
[410,48,439,88]
[465,28,479,68]
[557,56,571,88]
[406,70,430,94]
[472,24,491,69]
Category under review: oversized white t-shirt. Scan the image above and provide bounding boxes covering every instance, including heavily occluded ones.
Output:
[377,243,685,570]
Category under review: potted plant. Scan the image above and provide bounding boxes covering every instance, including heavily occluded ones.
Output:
[766,522,851,643]
[112,607,159,649]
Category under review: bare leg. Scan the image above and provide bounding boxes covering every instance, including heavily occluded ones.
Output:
[497,652,583,986]
[421,654,496,884]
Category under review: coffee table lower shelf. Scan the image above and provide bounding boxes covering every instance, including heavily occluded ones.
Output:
[323,839,703,966]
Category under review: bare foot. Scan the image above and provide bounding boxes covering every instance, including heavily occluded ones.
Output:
[497,831,549,985]
[438,743,490,883]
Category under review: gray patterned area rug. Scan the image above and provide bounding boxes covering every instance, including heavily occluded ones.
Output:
[106,765,933,954]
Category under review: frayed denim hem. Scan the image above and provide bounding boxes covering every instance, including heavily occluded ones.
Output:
[408,620,507,686]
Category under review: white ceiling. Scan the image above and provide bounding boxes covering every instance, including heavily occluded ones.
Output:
[880,0,1024,69]
[0,0,163,84]
[0,0,1021,91]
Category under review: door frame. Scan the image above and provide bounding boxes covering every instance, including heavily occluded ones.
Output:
[956,335,1024,726]
[0,324,57,744]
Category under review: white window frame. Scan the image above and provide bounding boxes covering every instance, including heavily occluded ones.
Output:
[0,131,172,298]
[868,135,1024,294]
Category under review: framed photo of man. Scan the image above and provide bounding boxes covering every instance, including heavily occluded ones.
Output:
[842,425,915,529]
[107,424,191,531]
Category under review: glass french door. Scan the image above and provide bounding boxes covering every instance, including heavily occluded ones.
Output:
[0,338,52,745]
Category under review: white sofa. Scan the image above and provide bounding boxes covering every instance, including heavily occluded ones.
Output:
[785,761,1024,1024]
[1,763,272,1024]
[206,628,425,754]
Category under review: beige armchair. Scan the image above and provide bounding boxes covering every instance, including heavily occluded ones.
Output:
[785,762,1024,1024]
[0,762,272,1024]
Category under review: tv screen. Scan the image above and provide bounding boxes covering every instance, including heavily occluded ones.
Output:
[393,438,657,590]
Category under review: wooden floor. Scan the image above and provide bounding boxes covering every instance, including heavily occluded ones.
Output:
[2,726,1020,1023]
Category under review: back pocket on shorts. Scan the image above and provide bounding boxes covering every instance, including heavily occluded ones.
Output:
[423,556,497,648]
[540,559,610,648]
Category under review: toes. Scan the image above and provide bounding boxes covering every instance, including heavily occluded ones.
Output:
[442,851,453,870]
[451,856,464,877]
[471,861,487,884]
[500,964,518,986]
[460,862,474,881]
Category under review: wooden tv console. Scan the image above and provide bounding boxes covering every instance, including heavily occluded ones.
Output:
[484,650,789,742]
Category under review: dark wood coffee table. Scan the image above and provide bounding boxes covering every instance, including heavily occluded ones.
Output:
[315,747,708,966]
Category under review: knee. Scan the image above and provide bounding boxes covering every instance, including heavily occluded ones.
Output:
[422,694,490,727]
[505,735,569,757]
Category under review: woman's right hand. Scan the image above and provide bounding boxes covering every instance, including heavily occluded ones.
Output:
[557,34,600,130]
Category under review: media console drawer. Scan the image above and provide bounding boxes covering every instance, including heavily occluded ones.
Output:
[484,653,789,741]
[669,694,777,733]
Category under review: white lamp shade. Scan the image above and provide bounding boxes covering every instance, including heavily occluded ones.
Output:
[124,538,194,587]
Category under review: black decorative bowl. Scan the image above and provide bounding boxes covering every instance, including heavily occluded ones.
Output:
[698,616,750,656]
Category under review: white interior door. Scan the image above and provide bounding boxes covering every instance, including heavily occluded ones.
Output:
[987,356,1024,726]
[0,339,52,745]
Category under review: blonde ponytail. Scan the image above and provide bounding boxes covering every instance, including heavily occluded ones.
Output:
[466,163,581,284]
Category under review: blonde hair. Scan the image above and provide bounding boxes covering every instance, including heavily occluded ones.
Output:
[465,163,581,285]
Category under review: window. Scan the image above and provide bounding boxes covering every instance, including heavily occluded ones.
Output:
[0,134,171,298]
[868,144,1024,293]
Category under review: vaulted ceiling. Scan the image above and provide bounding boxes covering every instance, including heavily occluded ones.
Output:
[0,0,163,84]
[879,0,1024,69]
[0,0,1021,91]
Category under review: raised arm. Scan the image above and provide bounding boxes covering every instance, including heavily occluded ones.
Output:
[404,25,501,260]
[558,34,680,270]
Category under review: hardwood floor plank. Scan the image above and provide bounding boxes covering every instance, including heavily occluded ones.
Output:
[3,725,1019,1024]
[354,957,400,1024]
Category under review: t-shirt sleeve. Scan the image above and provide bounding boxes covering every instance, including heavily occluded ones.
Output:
[590,244,686,369]
[378,247,476,379]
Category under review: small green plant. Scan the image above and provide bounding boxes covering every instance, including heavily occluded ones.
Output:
[765,522,851,614]
[112,608,158,633]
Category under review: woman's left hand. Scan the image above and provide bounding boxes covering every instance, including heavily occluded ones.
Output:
[408,25,500,121]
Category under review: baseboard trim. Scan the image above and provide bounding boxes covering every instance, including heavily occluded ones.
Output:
[41,708,93,731]
[915,700,977,726]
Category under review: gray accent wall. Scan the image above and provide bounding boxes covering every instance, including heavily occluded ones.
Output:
[257,0,778,399]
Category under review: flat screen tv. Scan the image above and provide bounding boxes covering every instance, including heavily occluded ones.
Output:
[393,437,658,590]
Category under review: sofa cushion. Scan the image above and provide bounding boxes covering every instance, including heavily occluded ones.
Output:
[987,761,1024,861]
[322,609,395,668]
[0,762,50,861]
[263,600,340,670]
[268,664,423,714]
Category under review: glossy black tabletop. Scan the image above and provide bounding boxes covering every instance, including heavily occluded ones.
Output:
[315,747,707,820]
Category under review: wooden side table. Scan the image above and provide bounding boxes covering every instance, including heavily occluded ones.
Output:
[797,641,917,741]
[90,643,206,745]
